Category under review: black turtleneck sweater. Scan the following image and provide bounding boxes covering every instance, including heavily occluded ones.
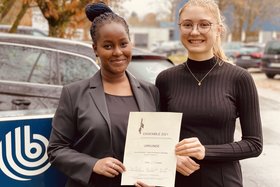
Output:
[155,57,262,187]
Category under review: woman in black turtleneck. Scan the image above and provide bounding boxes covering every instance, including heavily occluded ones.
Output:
[155,0,263,187]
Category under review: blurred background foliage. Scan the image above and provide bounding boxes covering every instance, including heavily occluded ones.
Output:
[0,0,279,41]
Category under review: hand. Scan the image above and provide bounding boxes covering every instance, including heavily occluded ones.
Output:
[135,181,155,187]
[176,137,205,160]
[177,155,200,176]
[93,157,125,178]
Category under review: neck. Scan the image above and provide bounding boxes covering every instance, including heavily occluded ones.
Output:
[101,70,127,84]
[188,53,214,61]
[101,71,132,96]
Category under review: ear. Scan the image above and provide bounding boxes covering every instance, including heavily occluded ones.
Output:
[92,43,98,57]
[216,24,223,36]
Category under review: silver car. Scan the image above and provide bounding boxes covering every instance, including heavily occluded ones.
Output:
[0,33,174,113]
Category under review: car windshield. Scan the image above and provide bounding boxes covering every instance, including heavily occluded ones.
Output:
[240,46,262,54]
[127,59,173,84]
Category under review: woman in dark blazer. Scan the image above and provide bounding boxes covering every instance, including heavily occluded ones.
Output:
[47,3,158,187]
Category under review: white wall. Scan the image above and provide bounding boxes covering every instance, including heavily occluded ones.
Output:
[129,27,170,50]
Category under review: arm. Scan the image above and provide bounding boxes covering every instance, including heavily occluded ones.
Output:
[175,70,262,162]
[204,71,263,161]
[47,86,97,185]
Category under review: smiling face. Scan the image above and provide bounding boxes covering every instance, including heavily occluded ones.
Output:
[93,22,132,77]
[179,5,221,60]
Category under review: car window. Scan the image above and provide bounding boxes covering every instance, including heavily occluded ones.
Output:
[128,59,173,84]
[0,43,98,85]
[240,46,262,54]
[265,41,280,54]
[0,44,52,83]
[222,42,243,50]
[58,53,98,85]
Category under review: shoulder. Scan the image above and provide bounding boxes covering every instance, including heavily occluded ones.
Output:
[63,71,101,93]
[220,62,256,90]
[63,78,91,92]
[222,62,254,80]
[156,63,185,81]
[128,75,160,110]
[155,63,185,87]
[133,77,159,95]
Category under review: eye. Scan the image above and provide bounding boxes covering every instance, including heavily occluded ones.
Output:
[121,41,129,48]
[199,22,212,28]
[103,44,112,50]
[181,21,193,29]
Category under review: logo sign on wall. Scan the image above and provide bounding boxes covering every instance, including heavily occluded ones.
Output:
[0,115,66,187]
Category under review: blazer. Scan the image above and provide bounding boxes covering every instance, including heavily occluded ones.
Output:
[47,70,159,187]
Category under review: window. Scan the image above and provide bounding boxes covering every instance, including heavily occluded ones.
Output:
[0,44,54,84]
[128,59,173,84]
[0,43,98,85]
[58,53,98,85]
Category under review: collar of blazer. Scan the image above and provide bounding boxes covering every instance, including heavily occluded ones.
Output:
[88,70,145,126]
[89,70,140,89]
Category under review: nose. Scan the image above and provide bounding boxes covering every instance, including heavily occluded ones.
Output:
[113,46,123,56]
[190,24,200,35]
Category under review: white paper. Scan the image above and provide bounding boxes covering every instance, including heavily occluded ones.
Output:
[121,112,182,187]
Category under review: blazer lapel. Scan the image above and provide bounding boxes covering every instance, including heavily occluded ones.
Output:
[88,71,111,133]
[88,71,145,134]
[127,72,145,111]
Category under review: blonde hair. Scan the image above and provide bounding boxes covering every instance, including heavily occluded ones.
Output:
[179,0,228,63]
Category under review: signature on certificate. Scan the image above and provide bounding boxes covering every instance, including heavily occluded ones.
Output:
[138,118,144,134]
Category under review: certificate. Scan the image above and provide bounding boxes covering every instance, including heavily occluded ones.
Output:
[121,112,182,187]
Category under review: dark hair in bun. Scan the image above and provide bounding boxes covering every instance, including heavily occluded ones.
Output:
[85,2,113,22]
[85,2,130,44]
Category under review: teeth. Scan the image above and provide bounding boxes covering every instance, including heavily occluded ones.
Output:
[113,59,125,63]
[190,40,203,44]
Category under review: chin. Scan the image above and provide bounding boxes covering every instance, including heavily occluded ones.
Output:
[187,47,206,54]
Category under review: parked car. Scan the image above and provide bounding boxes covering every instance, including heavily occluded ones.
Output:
[261,40,280,79]
[222,41,244,62]
[0,24,48,36]
[151,40,186,56]
[235,44,264,69]
[0,33,174,112]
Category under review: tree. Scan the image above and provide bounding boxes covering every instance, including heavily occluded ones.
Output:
[156,0,181,22]
[9,0,31,33]
[0,0,127,38]
[127,12,140,26]
[35,0,90,37]
[142,13,158,27]
[0,0,34,33]
[227,0,280,42]
[0,0,17,22]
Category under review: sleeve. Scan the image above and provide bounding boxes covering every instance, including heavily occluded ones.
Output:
[151,84,160,111]
[204,71,263,161]
[47,86,97,186]
[155,71,169,112]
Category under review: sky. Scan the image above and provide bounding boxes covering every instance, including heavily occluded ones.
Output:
[122,0,169,18]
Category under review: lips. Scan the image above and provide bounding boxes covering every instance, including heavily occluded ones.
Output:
[188,39,205,44]
[111,58,127,64]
